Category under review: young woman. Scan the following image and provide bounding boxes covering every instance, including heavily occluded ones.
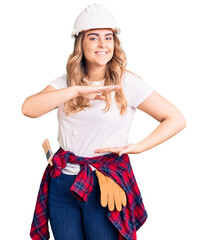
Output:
[22,4,186,240]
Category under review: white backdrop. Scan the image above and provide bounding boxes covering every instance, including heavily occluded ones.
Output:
[1,0,207,239]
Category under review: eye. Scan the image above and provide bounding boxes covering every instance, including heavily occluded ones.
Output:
[89,37,97,40]
[89,37,113,41]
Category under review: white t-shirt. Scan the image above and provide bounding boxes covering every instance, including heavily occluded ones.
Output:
[48,71,154,175]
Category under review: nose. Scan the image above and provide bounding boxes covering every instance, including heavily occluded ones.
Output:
[98,39,106,48]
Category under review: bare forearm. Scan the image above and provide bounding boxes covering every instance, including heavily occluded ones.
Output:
[135,117,186,153]
[21,86,78,118]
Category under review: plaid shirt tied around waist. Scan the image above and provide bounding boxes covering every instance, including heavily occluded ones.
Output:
[30,147,148,240]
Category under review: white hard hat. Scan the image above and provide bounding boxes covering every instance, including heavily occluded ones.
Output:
[71,4,121,38]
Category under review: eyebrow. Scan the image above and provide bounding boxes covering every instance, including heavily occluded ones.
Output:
[87,33,113,37]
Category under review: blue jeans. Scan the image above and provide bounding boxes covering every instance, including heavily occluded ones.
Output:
[48,171,119,240]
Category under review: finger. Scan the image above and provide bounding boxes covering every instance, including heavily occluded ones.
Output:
[96,147,114,152]
[94,85,113,92]
[108,87,122,92]
[95,149,109,153]
[98,85,115,90]
[100,188,108,207]
[97,87,114,93]
[94,95,106,100]
[98,85,121,90]
[102,85,122,92]
[118,152,123,156]
[120,189,127,207]
[114,191,122,211]
[108,192,115,211]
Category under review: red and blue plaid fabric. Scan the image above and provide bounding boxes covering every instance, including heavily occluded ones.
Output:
[30,147,148,240]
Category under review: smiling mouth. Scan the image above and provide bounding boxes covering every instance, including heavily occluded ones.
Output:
[95,51,108,55]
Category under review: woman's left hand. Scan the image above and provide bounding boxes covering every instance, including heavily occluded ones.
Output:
[94,143,138,156]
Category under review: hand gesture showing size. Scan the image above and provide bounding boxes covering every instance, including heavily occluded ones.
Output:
[77,84,122,100]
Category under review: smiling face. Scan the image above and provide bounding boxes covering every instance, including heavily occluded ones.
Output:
[82,28,115,68]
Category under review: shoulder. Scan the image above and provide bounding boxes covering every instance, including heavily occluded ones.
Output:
[122,70,143,82]
[121,70,152,90]
[48,74,68,89]
[121,70,154,109]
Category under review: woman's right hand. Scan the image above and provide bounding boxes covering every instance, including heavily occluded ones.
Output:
[76,84,122,100]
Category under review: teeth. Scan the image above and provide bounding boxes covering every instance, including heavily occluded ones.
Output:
[95,52,107,55]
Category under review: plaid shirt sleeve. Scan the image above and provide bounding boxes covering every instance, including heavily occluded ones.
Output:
[30,148,148,240]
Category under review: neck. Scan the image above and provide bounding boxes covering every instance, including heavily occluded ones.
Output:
[85,64,106,82]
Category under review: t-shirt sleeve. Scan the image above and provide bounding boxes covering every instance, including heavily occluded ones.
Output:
[48,74,68,90]
[125,72,154,109]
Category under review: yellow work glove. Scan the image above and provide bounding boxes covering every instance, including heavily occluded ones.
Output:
[95,170,127,211]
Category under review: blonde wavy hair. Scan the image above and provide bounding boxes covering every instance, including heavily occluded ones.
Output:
[64,31,139,116]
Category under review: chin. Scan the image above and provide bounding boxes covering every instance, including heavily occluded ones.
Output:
[86,56,113,66]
